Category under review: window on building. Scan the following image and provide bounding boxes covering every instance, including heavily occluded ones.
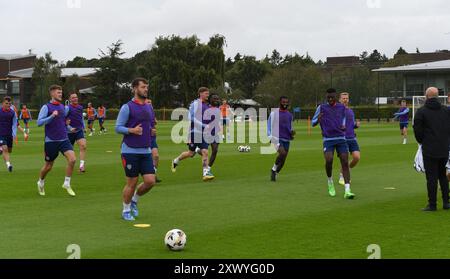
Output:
[406,83,424,96]
[0,81,6,95]
[11,80,20,96]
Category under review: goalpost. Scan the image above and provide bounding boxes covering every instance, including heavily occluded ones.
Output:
[412,96,448,120]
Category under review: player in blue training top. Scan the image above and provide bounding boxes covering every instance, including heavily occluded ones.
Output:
[338,92,361,186]
[36,85,76,197]
[394,99,410,145]
[171,87,215,182]
[0,96,18,172]
[115,78,156,221]
[268,96,295,182]
[312,88,355,199]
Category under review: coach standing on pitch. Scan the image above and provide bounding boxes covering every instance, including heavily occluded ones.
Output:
[413,87,450,211]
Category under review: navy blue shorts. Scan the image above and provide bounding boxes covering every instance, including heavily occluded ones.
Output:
[0,135,13,149]
[277,140,291,151]
[98,118,105,125]
[150,137,158,149]
[45,140,73,162]
[23,118,30,125]
[68,130,85,145]
[188,133,209,152]
[121,153,155,178]
[400,123,409,130]
[323,139,349,154]
[346,138,360,153]
[88,119,95,126]
[222,118,230,126]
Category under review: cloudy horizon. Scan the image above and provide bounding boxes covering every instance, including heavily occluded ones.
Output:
[1,0,450,62]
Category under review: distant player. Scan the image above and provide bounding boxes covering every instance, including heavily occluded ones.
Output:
[338,92,361,185]
[19,104,32,134]
[115,78,156,221]
[12,104,28,142]
[86,103,97,136]
[171,87,215,182]
[268,96,295,182]
[206,94,222,170]
[0,96,17,172]
[66,93,87,173]
[312,88,355,199]
[97,104,107,134]
[220,99,232,140]
[394,100,410,145]
[146,99,161,183]
[36,85,76,197]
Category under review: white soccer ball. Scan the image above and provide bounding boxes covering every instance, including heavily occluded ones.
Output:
[238,145,251,152]
[164,229,187,251]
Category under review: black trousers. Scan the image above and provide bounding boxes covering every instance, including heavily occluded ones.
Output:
[423,156,449,207]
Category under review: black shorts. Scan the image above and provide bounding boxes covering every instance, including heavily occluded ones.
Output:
[0,135,13,149]
[98,118,105,125]
[121,153,155,178]
[45,140,73,162]
[68,130,85,145]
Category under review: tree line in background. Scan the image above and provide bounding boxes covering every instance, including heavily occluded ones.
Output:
[31,34,422,109]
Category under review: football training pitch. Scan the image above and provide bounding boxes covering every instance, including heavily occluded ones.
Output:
[1,121,449,259]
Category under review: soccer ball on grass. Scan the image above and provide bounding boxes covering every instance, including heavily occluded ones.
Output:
[164,229,187,251]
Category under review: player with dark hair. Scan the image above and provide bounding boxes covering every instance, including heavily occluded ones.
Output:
[66,93,87,173]
[97,104,107,134]
[146,98,161,183]
[268,96,295,182]
[86,103,97,136]
[206,94,222,169]
[0,96,17,172]
[115,78,156,221]
[312,88,355,199]
[19,104,32,135]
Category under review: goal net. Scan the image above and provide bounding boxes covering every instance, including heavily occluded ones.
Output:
[412,96,448,120]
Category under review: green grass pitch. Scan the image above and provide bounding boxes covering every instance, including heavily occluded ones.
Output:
[0,120,449,259]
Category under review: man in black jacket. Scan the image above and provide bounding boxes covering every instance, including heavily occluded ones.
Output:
[414,87,450,211]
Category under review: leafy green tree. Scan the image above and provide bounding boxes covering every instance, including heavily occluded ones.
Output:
[93,40,132,107]
[254,63,326,108]
[31,53,61,107]
[132,35,226,107]
[225,56,271,99]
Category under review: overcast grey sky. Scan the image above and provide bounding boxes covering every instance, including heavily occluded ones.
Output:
[1,0,449,62]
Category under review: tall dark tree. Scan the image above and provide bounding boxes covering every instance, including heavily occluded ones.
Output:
[395,47,408,56]
[268,49,283,68]
[93,40,131,107]
[31,53,61,107]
